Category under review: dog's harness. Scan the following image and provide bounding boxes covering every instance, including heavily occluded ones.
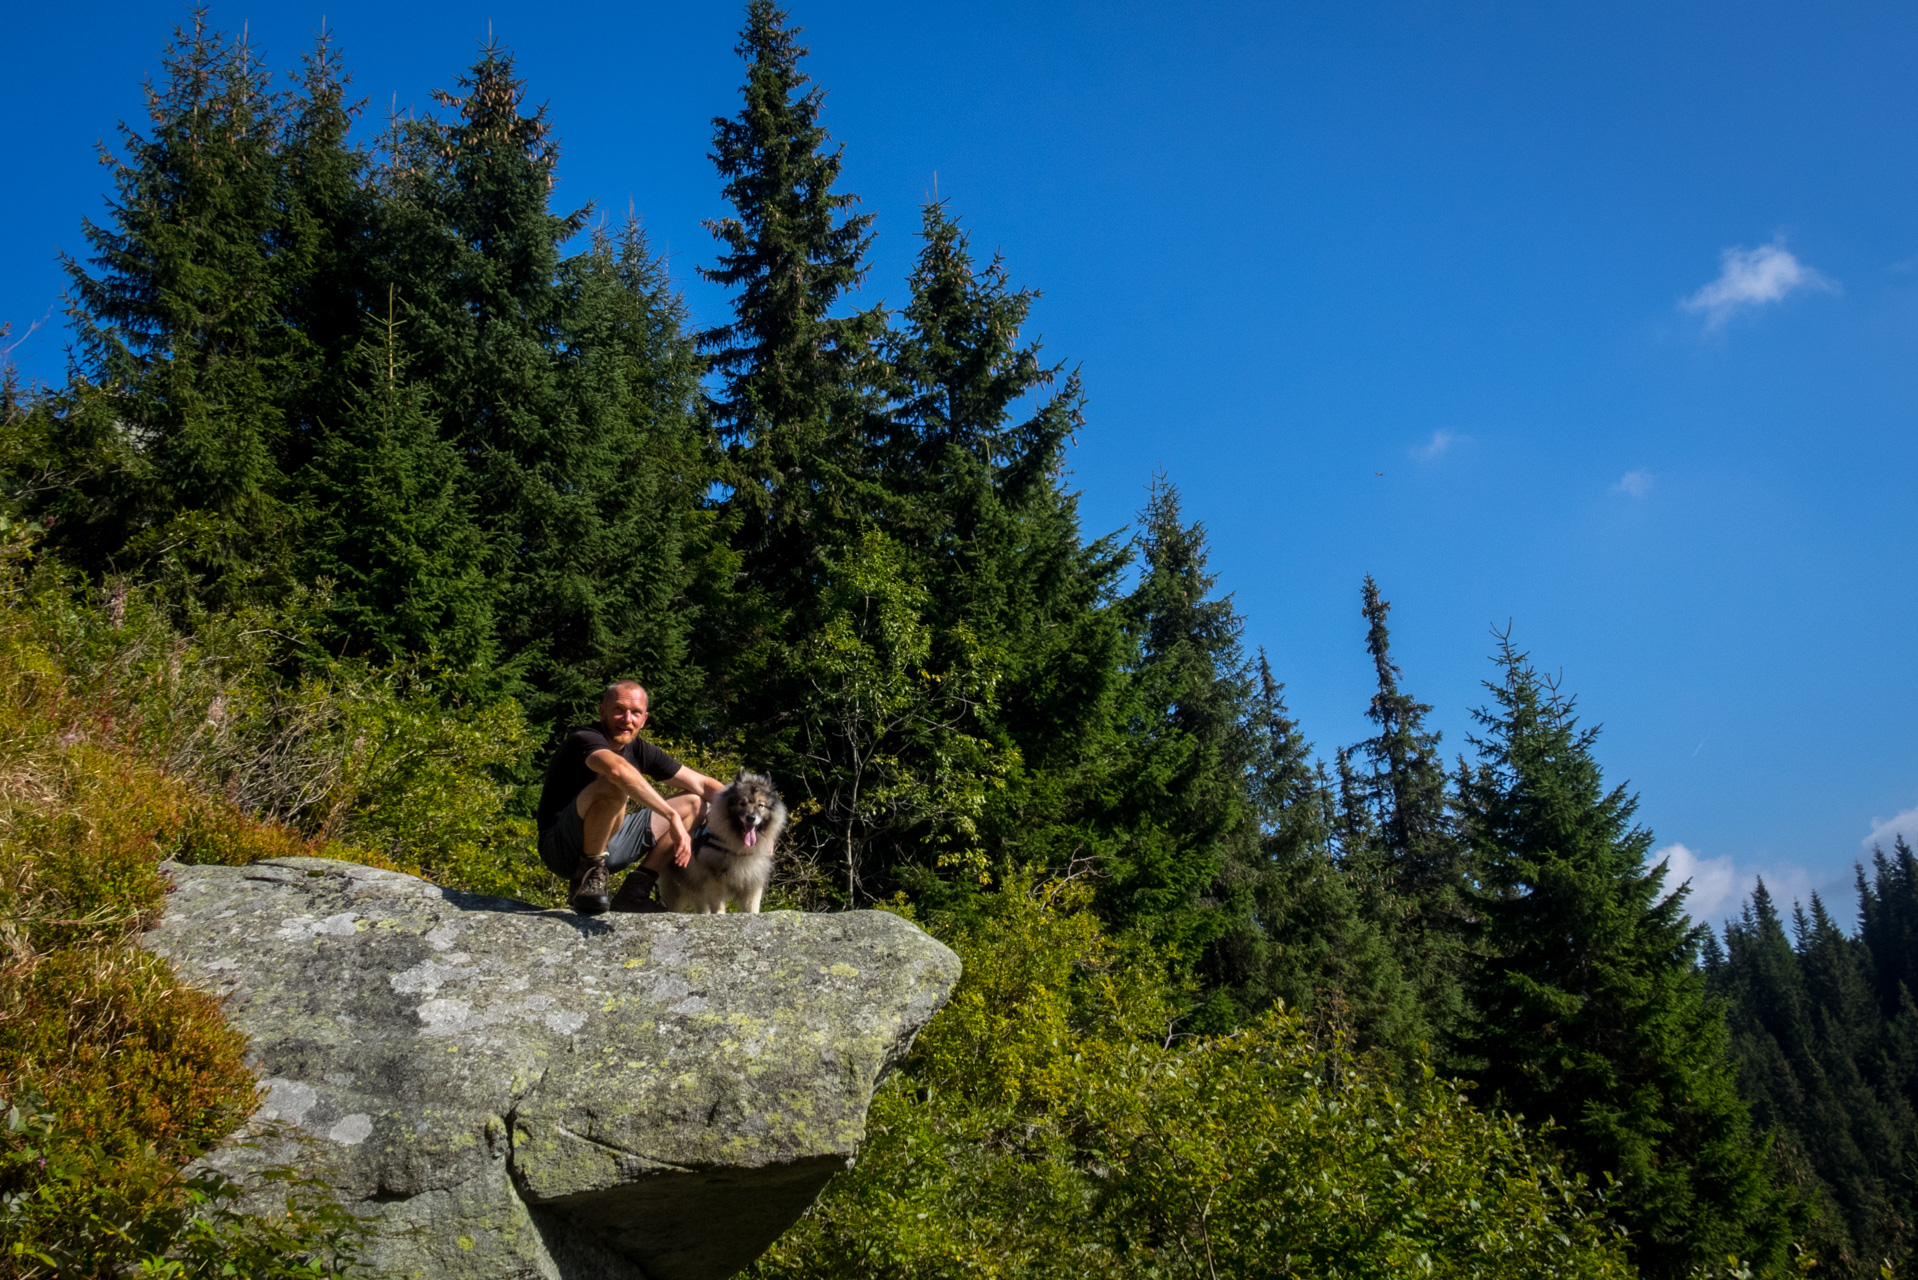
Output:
[688,823,716,856]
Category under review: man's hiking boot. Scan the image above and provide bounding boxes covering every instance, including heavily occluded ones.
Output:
[610,867,667,914]
[570,854,612,916]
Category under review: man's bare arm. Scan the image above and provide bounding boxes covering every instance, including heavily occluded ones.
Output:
[669,766,726,821]
[586,750,692,848]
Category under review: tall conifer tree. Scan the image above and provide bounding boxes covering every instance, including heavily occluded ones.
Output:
[550,216,712,725]
[876,199,1132,901]
[1206,653,1424,1060]
[700,0,883,623]
[1857,838,1918,1014]
[1352,577,1458,897]
[1342,576,1472,1051]
[886,200,1123,801]
[358,48,705,721]
[1461,637,1785,1278]
[1714,861,1918,1277]
[275,30,370,484]
[300,294,493,668]
[1098,480,1252,952]
[56,10,294,597]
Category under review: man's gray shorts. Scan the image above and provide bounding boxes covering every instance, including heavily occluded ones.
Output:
[538,799,655,878]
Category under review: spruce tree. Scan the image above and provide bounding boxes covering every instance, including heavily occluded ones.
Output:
[700,0,883,628]
[1332,577,1473,1056]
[548,216,711,725]
[1206,652,1424,1062]
[1858,838,1918,1014]
[883,201,1074,620]
[359,47,705,723]
[1097,480,1253,953]
[696,18,1060,898]
[882,199,1128,878]
[1715,862,1918,1277]
[1461,636,1786,1278]
[56,10,294,597]
[1353,577,1458,899]
[298,292,493,669]
[274,29,371,485]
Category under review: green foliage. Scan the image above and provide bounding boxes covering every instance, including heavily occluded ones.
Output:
[752,876,1637,1279]
[0,537,375,1275]
[1710,857,1918,1278]
[791,531,1010,897]
[17,567,546,903]
[367,50,711,724]
[1206,654,1426,1067]
[3,1102,367,1280]
[1348,576,1459,901]
[701,0,883,570]
[56,9,290,591]
[1324,578,1476,1063]
[20,12,708,732]
[296,299,495,671]
[1459,636,1790,1279]
[1096,479,1252,954]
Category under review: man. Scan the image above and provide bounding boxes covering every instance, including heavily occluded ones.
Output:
[536,681,726,915]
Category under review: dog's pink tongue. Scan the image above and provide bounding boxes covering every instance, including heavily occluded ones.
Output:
[743,827,758,848]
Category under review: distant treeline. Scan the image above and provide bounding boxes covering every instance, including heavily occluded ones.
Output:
[0,2,1907,1276]
[1710,846,1918,1274]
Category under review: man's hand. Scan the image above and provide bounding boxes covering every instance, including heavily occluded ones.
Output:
[667,811,694,868]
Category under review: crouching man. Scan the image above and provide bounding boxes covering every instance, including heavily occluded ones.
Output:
[536,680,726,915]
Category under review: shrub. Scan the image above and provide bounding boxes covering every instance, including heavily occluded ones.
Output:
[0,530,536,1275]
[752,877,1637,1279]
[3,1100,366,1279]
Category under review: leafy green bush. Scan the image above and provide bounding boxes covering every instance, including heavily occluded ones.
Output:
[2,1100,366,1279]
[17,562,549,904]
[0,530,545,1275]
[752,877,1636,1279]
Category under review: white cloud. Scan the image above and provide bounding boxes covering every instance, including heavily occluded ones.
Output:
[1614,469,1654,498]
[1413,429,1459,461]
[1681,237,1838,328]
[1648,841,1839,931]
[1654,842,1743,920]
[1863,805,1918,853]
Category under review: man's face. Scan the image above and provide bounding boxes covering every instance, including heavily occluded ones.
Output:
[600,688,649,746]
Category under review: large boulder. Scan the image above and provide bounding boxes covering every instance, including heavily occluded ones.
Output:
[143,857,960,1280]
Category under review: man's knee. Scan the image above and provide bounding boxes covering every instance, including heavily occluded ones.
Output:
[574,776,625,817]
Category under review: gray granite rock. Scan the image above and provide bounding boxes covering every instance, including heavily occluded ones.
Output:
[143,857,959,1280]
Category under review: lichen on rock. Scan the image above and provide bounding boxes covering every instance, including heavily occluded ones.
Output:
[143,857,960,1280]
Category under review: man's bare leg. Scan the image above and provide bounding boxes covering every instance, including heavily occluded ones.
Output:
[564,776,630,914]
[605,793,702,914]
[573,775,631,856]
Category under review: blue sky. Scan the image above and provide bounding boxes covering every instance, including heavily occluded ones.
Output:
[5,1,1915,928]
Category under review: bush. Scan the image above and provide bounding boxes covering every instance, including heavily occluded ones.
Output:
[0,528,541,1275]
[751,877,1636,1279]
[17,565,548,903]
[2,1100,368,1280]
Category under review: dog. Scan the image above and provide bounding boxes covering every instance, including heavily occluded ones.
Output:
[656,771,787,914]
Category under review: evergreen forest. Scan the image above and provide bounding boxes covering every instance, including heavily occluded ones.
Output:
[0,6,1907,1277]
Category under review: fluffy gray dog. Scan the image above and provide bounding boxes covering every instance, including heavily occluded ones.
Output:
[656,771,787,914]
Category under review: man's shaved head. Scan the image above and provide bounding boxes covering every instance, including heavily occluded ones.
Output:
[602,679,648,708]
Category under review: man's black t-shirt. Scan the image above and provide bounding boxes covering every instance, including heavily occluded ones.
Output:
[536,726,684,834]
